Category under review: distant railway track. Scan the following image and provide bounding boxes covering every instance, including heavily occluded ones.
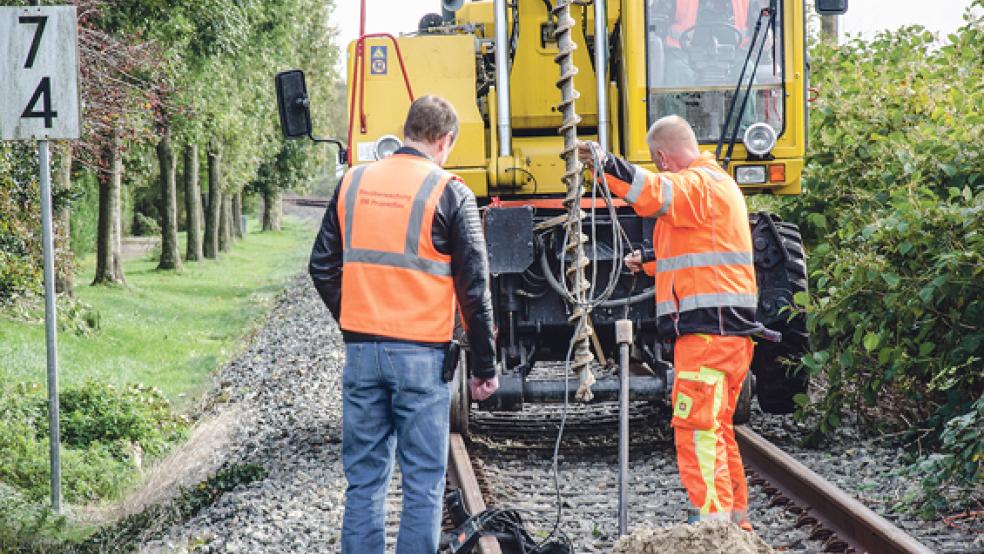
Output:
[447,415,934,553]
[284,196,330,209]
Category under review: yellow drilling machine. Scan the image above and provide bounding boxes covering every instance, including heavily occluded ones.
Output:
[276,0,849,434]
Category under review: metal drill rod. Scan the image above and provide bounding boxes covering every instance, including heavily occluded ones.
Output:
[615,319,632,536]
[552,0,596,401]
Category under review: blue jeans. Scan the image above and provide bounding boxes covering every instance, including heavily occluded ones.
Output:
[341,341,450,554]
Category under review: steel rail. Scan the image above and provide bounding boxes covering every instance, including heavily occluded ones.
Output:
[736,425,934,554]
[448,433,503,554]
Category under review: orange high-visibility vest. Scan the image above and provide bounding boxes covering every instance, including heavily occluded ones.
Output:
[666,0,751,48]
[337,154,457,342]
[605,152,761,337]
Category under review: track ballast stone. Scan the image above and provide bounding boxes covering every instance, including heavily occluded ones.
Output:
[143,276,349,552]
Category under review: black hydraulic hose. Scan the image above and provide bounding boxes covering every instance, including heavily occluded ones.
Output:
[598,288,654,309]
[723,6,777,169]
[509,1,520,69]
[714,6,769,165]
[538,246,655,308]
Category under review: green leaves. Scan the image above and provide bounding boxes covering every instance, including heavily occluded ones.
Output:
[863,332,881,352]
[788,7,984,515]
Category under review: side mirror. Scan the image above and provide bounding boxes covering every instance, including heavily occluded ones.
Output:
[275,70,313,139]
[275,69,349,167]
[815,0,848,15]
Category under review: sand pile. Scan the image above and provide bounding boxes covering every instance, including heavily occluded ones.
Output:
[613,521,774,554]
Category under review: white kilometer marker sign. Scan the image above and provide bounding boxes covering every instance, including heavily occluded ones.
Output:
[0,4,81,513]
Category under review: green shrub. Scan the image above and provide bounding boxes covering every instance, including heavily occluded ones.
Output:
[780,5,984,513]
[0,483,67,553]
[902,394,984,517]
[0,379,188,504]
[48,381,188,459]
[131,212,161,237]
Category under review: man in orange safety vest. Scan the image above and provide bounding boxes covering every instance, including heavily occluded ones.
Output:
[310,96,499,553]
[579,115,765,531]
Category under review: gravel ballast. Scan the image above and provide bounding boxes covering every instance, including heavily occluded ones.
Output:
[139,269,979,553]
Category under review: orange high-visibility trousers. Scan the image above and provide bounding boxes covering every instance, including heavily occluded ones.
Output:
[671,333,753,522]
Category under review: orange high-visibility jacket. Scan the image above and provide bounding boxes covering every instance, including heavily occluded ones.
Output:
[337,154,457,342]
[603,152,764,338]
[666,0,752,48]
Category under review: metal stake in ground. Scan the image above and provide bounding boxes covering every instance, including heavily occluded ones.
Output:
[616,319,633,536]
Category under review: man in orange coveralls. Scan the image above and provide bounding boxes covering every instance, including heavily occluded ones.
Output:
[579,115,765,530]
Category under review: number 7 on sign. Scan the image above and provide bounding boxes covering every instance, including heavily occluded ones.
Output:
[19,15,48,68]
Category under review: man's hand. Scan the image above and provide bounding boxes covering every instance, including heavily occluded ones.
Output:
[577,141,606,169]
[624,250,643,273]
[469,376,499,401]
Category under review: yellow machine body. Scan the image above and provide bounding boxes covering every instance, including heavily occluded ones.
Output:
[346,0,809,197]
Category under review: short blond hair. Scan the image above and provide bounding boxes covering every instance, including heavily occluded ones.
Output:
[647,115,698,154]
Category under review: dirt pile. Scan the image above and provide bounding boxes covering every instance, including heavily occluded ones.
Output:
[613,521,774,554]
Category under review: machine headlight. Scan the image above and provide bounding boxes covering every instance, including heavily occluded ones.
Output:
[735,165,767,185]
[374,135,402,160]
[743,123,777,157]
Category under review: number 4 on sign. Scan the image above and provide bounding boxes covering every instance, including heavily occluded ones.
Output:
[22,77,58,129]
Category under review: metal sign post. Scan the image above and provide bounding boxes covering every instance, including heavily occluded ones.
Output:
[38,137,62,513]
[1,4,81,513]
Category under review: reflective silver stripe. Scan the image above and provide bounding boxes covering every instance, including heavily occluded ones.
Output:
[678,292,758,313]
[656,251,754,274]
[654,175,673,217]
[694,167,729,182]
[625,165,647,204]
[656,300,677,316]
[656,292,758,317]
[342,165,451,278]
[344,248,452,277]
[625,167,673,219]
[405,169,447,256]
[342,165,368,250]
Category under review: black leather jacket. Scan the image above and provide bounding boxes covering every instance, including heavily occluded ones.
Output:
[309,147,497,378]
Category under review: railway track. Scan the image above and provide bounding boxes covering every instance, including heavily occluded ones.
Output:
[447,416,934,553]
[284,196,330,209]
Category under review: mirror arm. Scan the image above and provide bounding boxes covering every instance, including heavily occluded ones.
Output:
[309,134,349,165]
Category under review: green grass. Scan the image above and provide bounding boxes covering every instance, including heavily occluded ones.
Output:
[0,217,314,408]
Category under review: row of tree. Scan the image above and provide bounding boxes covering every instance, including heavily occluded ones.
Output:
[1,0,342,300]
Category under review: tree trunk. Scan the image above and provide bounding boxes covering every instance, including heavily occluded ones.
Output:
[157,131,182,270]
[219,193,232,252]
[204,142,222,259]
[184,144,203,261]
[55,143,74,295]
[93,129,125,285]
[262,186,282,232]
[232,190,243,239]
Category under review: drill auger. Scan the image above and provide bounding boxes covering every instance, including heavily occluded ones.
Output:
[552,0,596,402]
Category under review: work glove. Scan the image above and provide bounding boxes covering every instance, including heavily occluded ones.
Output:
[469,375,499,401]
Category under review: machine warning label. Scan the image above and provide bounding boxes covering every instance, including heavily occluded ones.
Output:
[370,45,387,75]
